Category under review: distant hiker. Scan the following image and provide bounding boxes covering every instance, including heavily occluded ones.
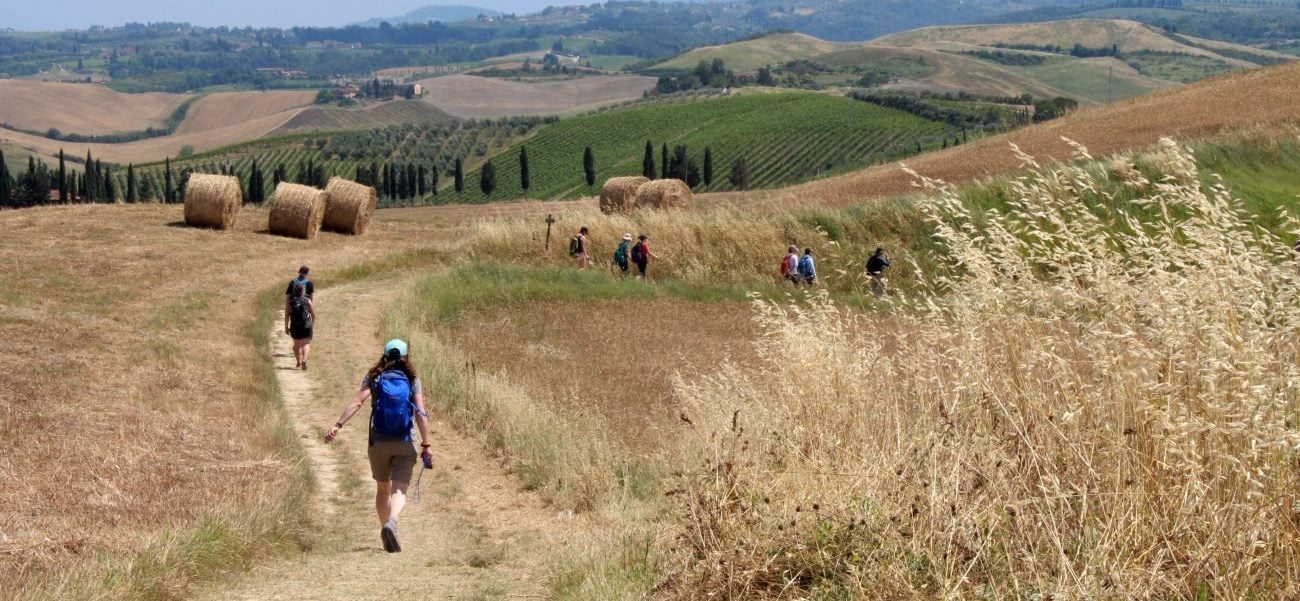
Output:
[286,265,314,299]
[323,339,432,554]
[569,226,591,269]
[632,232,658,280]
[780,245,800,285]
[866,247,891,295]
[798,248,817,286]
[613,232,632,275]
[284,283,315,369]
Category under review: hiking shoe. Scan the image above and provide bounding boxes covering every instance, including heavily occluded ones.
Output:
[380,519,401,553]
[301,360,308,370]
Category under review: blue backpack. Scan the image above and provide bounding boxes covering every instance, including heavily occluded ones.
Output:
[370,370,413,441]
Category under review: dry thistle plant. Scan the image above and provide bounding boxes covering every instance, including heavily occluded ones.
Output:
[665,138,1300,598]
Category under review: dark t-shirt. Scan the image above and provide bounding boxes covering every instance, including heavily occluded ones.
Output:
[286,277,314,298]
[866,255,890,275]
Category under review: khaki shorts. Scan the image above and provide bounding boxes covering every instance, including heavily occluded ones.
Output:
[368,439,416,483]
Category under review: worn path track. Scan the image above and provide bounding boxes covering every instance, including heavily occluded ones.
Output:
[195,275,583,600]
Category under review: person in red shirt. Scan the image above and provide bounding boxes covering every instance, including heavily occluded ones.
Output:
[632,232,659,280]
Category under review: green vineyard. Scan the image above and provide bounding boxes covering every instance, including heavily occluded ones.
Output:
[118,91,960,205]
[455,91,957,203]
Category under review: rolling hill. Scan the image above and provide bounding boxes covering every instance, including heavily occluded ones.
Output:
[654,32,844,71]
[270,100,458,134]
[454,91,955,202]
[417,74,658,119]
[0,81,191,136]
[778,60,1300,208]
[651,20,1290,105]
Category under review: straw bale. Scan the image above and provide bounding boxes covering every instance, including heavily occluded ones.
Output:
[322,177,378,235]
[599,176,650,214]
[634,179,693,210]
[182,174,242,229]
[268,182,327,240]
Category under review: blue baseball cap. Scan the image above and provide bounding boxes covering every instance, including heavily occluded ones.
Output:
[384,339,408,358]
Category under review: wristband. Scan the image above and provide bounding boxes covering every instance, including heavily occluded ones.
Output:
[421,443,431,448]
[334,422,343,429]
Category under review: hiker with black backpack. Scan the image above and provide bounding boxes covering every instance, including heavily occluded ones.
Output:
[323,339,433,554]
[569,226,591,269]
[284,283,315,369]
[632,232,658,280]
[285,265,314,300]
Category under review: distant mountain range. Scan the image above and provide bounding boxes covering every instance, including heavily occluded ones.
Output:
[354,5,504,27]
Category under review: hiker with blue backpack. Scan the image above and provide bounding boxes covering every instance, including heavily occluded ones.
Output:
[284,283,315,369]
[798,248,817,286]
[323,339,433,553]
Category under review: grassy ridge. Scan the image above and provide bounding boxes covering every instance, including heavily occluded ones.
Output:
[455,92,953,202]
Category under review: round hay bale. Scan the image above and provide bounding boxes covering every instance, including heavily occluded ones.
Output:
[322,177,378,235]
[634,179,693,210]
[268,182,328,240]
[183,174,242,229]
[599,176,650,214]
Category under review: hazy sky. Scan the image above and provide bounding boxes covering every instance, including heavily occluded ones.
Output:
[0,1,566,31]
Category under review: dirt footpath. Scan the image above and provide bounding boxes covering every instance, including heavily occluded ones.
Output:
[194,275,584,600]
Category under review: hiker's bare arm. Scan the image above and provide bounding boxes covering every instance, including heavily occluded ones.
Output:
[283,298,291,332]
[308,298,316,319]
[413,391,431,447]
[324,386,370,443]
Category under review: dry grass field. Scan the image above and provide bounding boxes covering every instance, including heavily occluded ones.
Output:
[415,74,657,118]
[437,299,760,450]
[6,57,1300,600]
[876,18,1248,61]
[269,100,457,134]
[0,110,300,165]
[0,81,191,136]
[172,91,315,135]
[0,204,449,598]
[655,32,843,71]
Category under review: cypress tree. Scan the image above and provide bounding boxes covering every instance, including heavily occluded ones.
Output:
[454,158,464,197]
[58,149,67,203]
[642,141,654,179]
[0,150,9,205]
[164,157,174,203]
[479,159,496,199]
[669,145,689,182]
[406,163,417,199]
[250,159,264,203]
[519,146,530,198]
[417,165,427,197]
[728,157,750,191]
[84,150,93,200]
[583,146,595,188]
[661,143,668,179]
[68,171,78,201]
[103,166,115,202]
[703,147,713,187]
[430,164,439,197]
[126,164,137,202]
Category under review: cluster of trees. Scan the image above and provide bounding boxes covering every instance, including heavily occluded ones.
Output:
[1032,96,1079,122]
[655,58,741,94]
[848,90,1034,130]
[961,49,1048,66]
[639,141,715,189]
[0,149,175,207]
[992,42,1120,59]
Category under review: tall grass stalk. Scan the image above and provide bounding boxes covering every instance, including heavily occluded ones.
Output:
[665,139,1300,598]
